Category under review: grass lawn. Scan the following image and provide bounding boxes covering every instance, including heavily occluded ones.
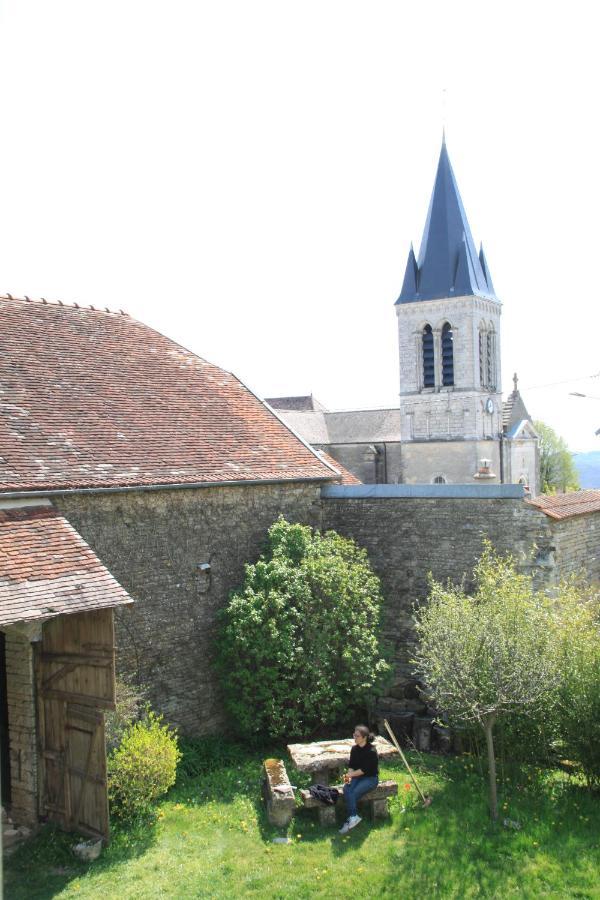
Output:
[4,742,600,899]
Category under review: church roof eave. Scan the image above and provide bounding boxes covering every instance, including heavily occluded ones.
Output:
[396,288,500,305]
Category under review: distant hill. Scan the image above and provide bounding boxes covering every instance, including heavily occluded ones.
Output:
[573,451,600,488]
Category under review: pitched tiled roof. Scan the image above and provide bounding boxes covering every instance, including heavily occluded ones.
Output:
[527,490,600,520]
[272,407,402,446]
[0,504,133,625]
[316,451,361,485]
[0,296,335,492]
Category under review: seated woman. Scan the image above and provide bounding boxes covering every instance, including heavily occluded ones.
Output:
[339,725,379,834]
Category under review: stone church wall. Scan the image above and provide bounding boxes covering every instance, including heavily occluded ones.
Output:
[401,439,501,484]
[55,482,322,736]
[319,442,403,485]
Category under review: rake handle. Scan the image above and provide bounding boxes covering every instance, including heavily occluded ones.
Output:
[383,718,428,805]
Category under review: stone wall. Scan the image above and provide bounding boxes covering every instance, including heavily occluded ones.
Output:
[401,438,501,485]
[318,442,403,485]
[3,629,38,826]
[55,482,322,736]
[48,481,598,738]
[397,293,503,442]
[320,486,555,693]
[551,512,599,584]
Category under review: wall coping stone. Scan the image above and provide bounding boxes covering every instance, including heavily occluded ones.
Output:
[321,484,525,500]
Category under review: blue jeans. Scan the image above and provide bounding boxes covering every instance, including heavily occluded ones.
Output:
[343,775,379,818]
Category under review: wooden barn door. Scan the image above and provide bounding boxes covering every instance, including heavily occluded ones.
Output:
[36,609,116,841]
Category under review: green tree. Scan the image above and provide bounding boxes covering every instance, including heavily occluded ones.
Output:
[413,544,557,820]
[216,518,390,739]
[534,420,580,493]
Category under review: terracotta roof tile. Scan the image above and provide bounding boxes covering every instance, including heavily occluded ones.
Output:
[527,490,600,520]
[0,504,133,625]
[0,296,334,491]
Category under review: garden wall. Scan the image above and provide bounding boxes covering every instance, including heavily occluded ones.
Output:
[50,482,598,737]
[320,485,565,696]
[551,512,599,583]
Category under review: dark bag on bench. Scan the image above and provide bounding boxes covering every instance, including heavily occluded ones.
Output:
[308,784,340,805]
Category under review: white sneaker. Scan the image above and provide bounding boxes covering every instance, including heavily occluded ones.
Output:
[347,815,362,831]
[339,819,351,834]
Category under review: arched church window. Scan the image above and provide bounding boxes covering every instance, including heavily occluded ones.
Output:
[441,322,454,386]
[433,475,446,484]
[486,328,495,390]
[422,325,434,388]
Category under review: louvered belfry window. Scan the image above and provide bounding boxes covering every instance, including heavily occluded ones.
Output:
[422,325,434,387]
[441,322,454,386]
[479,329,486,386]
[486,331,495,389]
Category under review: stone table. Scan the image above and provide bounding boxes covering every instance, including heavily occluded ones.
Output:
[287,736,398,786]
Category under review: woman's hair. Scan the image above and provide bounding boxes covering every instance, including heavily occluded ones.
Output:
[355,724,375,744]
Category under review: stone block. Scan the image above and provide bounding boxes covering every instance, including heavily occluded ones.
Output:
[262,759,295,828]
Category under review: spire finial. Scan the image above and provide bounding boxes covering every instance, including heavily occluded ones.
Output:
[513,372,519,393]
[441,88,447,144]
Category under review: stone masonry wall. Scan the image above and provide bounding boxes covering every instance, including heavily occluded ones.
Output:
[551,512,599,584]
[397,294,503,442]
[401,439,501,485]
[3,629,38,826]
[321,496,555,693]
[55,482,322,736]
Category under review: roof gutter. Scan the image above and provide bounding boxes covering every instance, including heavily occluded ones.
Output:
[0,475,335,501]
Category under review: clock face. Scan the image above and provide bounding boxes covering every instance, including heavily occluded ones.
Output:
[486,398,494,414]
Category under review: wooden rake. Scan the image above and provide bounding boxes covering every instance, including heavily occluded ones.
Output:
[383,718,432,808]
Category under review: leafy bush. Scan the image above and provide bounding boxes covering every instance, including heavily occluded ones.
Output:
[107,711,181,820]
[216,518,391,739]
[105,676,146,752]
[554,581,600,789]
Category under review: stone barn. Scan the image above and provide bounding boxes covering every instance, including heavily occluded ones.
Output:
[0,294,341,744]
[0,501,132,844]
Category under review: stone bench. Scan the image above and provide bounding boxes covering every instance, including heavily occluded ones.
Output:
[262,758,296,828]
[299,779,398,826]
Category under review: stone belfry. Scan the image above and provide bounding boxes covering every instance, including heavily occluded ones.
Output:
[395,137,504,484]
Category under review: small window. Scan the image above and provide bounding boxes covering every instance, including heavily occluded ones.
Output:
[441,322,454,386]
[433,475,446,484]
[422,325,434,387]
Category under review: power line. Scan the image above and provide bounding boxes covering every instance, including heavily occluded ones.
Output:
[520,371,600,391]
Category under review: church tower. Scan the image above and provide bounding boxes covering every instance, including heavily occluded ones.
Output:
[396,138,504,484]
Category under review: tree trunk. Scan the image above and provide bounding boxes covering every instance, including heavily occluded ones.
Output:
[483,715,498,821]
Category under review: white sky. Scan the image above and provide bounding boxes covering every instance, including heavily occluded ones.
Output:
[1,1,599,451]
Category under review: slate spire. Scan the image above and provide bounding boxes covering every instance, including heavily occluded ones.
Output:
[397,140,497,303]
